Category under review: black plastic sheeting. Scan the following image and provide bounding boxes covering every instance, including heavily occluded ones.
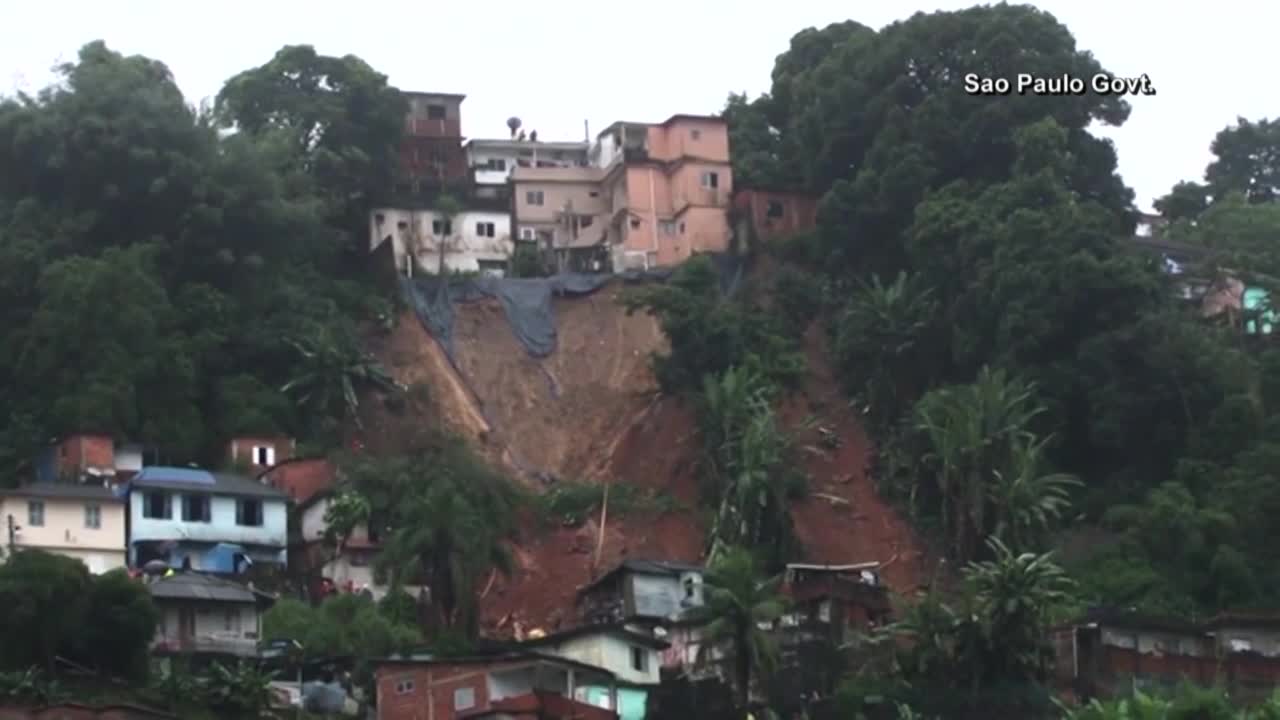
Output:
[397,254,745,481]
[401,268,677,359]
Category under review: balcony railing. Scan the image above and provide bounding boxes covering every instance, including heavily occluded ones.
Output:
[152,633,259,657]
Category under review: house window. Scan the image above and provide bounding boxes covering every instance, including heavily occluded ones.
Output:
[183,495,211,523]
[580,216,594,228]
[767,200,784,218]
[589,191,600,197]
[236,499,263,527]
[395,678,416,695]
[488,158,507,171]
[432,219,453,236]
[679,222,686,234]
[818,600,832,623]
[700,171,719,189]
[84,503,101,529]
[659,221,677,236]
[426,104,446,120]
[28,501,44,527]
[143,491,171,520]
[631,646,649,672]
[224,608,242,632]
[396,220,409,231]
[630,218,641,230]
[690,129,702,140]
[374,213,385,225]
[476,222,496,238]
[683,577,697,600]
[527,190,545,206]
[454,687,475,710]
[253,445,274,466]
[519,227,536,241]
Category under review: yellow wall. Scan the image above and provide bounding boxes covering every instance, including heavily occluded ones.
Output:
[0,495,127,573]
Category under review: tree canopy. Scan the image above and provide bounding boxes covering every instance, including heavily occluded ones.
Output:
[0,41,401,475]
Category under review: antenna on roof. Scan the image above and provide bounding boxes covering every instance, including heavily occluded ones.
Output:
[507,116,522,139]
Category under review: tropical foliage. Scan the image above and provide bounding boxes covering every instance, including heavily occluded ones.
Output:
[328,443,519,639]
[688,548,787,711]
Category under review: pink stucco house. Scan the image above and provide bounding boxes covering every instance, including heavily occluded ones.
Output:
[512,114,733,272]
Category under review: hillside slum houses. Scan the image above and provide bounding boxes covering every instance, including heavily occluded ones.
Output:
[369,90,820,277]
[373,559,892,720]
[1053,608,1280,704]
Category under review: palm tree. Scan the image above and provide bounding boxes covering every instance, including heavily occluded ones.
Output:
[987,438,1081,553]
[911,367,1047,562]
[340,446,518,639]
[699,364,796,568]
[280,329,404,430]
[963,537,1074,685]
[833,271,940,432]
[689,548,787,712]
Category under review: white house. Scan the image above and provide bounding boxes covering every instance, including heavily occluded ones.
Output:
[370,206,512,276]
[466,138,590,186]
[520,625,667,720]
[147,571,273,657]
[125,466,289,573]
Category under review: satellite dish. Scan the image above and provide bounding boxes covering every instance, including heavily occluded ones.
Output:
[507,116,522,138]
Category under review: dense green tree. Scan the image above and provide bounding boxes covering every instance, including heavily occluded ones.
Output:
[0,41,395,471]
[0,556,158,679]
[77,569,160,681]
[625,255,804,393]
[1204,117,1280,205]
[216,45,407,242]
[332,444,518,639]
[0,551,91,672]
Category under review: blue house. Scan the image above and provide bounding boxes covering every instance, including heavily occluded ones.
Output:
[122,466,290,573]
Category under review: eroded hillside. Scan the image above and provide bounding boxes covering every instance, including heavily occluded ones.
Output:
[365,283,932,635]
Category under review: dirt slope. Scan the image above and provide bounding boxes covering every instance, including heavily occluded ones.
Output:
[370,283,932,635]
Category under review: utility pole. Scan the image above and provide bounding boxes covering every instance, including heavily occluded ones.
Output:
[6,514,17,555]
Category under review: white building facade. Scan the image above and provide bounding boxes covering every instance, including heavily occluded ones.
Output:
[371,207,513,276]
[466,139,590,186]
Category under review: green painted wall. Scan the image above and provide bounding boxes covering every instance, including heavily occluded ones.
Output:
[583,685,648,720]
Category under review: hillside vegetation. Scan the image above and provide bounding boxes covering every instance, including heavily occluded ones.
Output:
[5,6,1280,718]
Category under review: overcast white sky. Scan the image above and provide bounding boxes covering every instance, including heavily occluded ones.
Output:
[2,0,1274,211]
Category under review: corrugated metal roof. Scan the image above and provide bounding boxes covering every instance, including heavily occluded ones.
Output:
[578,559,704,595]
[131,467,287,500]
[0,482,123,501]
[147,572,261,604]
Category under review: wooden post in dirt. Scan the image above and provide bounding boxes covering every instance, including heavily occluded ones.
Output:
[593,483,610,571]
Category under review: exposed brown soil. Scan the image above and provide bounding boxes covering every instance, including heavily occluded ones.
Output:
[781,326,933,593]
[449,287,666,483]
[367,279,935,636]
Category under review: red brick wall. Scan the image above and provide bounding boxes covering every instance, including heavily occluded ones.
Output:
[399,137,468,183]
[538,692,617,720]
[56,434,115,477]
[263,458,335,504]
[376,664,491,720]
[733,190,819,242]
[228,436,294,472]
